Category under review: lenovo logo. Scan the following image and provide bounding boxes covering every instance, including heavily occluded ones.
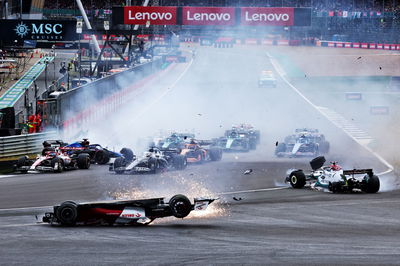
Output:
[124,6,177,25]
[241,7,294,26]
[182,7,235,25]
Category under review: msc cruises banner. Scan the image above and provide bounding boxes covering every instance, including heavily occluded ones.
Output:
[0,20,77,41]
[114,6,311,26]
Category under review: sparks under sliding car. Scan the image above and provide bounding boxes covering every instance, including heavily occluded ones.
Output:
[15,141,90,173]
[60,139,134,164]
[275,128,330,157]
[217,124,260,151]
[42,194,217,226]
[109,147,187,174]
[258,70,277,88]
[285,156,380,193]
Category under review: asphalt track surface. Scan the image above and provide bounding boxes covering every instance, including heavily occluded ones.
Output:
[1,45,400,265]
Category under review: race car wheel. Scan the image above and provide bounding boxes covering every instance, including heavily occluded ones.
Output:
[56,201,78,226]
[275,143,286,157]
[113,157,126,174]
[173,155,187,170]
[148,158,160,174]
[249,140,257,150]
[16,156,29,173]
[320,141,330,154]
[51,157,64,173]
[362,175,380,193]
[94,150,110,165]
[77,153,91,169]
[209,148,222,161]
[120,148,134,162]
[289,170,306,189]
[169,194,192,218]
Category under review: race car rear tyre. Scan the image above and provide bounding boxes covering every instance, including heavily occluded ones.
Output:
[94,150,110,165]
[310,156,326,171]
[169,194,192,218]
[209,148,222,161]
[77,153,91,169]
[120,148,134,162]
[289,170,306,189]
[56,201,78,226]
[51,157,64,173]
[113,157,126,174]
[362,175,380,193]
[173,155,187,170]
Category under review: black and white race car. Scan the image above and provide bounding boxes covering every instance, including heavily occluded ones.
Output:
[42,194,217,226]
[109,147,187,174]
[275,128,330,157]
[285,156,380,193]
[15,140,90,173]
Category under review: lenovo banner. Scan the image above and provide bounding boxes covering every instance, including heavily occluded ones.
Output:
[0,20,77,41]
[241,7,294,26]
[182,7,235,26]
[123,6,177,25]
[114,6,311,27]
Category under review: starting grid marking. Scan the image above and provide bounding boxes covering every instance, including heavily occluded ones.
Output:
[316,106,374,145]
[267,52,393,176]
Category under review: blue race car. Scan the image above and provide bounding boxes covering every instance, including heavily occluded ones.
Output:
[60,139,134,164]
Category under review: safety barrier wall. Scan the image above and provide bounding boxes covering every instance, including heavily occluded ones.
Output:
[317,40,400,50]
[0,131,58,159]
[61,60,178,136]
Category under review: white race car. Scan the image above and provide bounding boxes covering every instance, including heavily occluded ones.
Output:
[285,156,380,193]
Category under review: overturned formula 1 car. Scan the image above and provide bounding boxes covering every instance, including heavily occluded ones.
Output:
[275,128,329,157]
[109,147,187,174]
[285,156,380,193]
[42,194,217,226]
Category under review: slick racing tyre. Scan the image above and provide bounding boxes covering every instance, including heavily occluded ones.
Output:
[173,155,187,170]
[113,157,126,174]
[77,153,91,169]
[169,194,192,218]
[56,201,78,226]
[209,148,222,161]
[275,143,286,157]
[16,156,29,173]
[120,148,134,162]
[94,150,110,165]
[51,157,64,173]
[362,175,380,193]
[289,170,306,189]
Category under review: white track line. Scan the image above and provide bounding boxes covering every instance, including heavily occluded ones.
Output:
[267,52,393,176]
[0,206,52,212]
[218,187,287,195]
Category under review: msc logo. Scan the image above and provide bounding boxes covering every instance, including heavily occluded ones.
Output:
[14,22,63,39]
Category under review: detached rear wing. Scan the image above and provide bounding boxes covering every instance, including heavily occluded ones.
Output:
[343,169,373,176]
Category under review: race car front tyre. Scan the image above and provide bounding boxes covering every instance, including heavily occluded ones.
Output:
[56,201,78,226]
[51,157,64,173]
[16,156,29,173]
[113,157,126,174]
[94,150,110,165]
[77,153,91,169]
[275,143,286,157]
[120,148,134,162]
[362,175,380,193]
[169,194,192,218]
[289,170,306,189]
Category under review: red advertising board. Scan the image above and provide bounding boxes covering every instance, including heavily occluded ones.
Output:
[182,7,235,26]
[123,6,177,25]
[241,7,294,26]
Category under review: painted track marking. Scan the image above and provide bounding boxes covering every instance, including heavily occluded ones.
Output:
[267,52,393,176]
